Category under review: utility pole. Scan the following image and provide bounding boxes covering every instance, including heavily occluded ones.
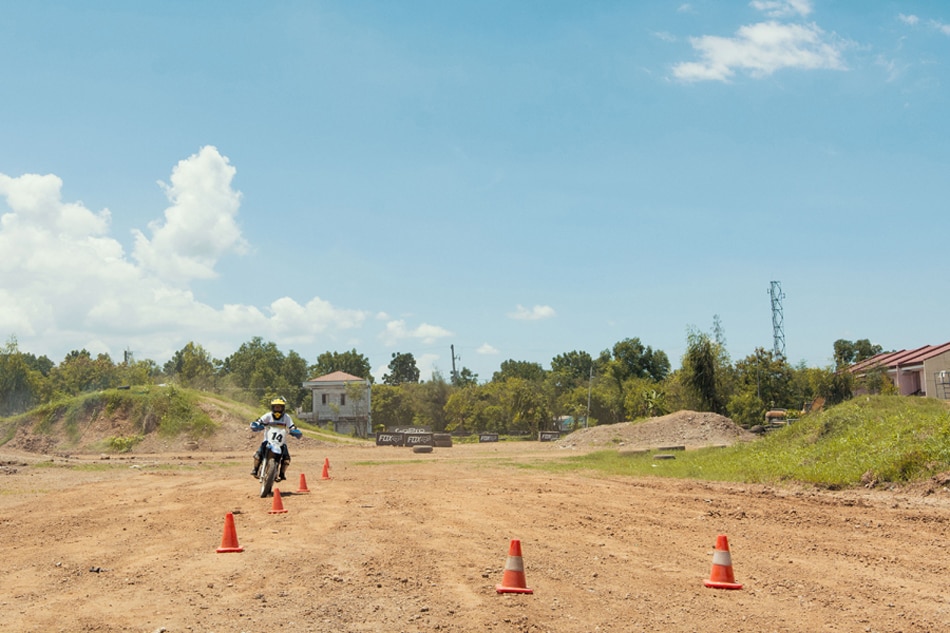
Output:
[450,344,459,385]
[585,363,593,428]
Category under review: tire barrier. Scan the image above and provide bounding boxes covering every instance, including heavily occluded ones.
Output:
[433,433,453,447]
[376,432,405,446]
[412,445,434,454]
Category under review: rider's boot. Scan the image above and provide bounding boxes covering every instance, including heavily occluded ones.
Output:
[278,460,288,482]
[251,456,261,477]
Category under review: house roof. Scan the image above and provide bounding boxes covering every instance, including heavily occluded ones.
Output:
[305,370,366,383]
[849,342,950,373]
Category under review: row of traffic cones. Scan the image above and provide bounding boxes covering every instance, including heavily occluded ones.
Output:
[216,459,333,553]
[220,529,742,591]
[219,464,743,593]
[494,536,741,594]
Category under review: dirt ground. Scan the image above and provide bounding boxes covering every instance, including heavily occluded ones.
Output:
[1,416,949,632]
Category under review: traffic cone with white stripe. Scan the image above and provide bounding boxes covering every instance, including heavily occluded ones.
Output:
[495,539,533,594]
[704,534,743,590]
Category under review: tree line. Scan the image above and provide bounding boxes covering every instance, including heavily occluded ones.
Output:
[0,326,887,433]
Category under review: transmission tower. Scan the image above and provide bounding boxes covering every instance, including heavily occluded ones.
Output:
[769,281,786,358]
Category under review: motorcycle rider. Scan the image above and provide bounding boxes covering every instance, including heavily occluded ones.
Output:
[250,397,302,481]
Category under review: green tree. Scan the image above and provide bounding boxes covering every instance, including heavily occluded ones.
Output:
[492,359,547,383]
[452,366,479,388]
[116,358,158,387]
[788,363,837,410]
[309,349,373,381]
[409,371,452,431]
[50,349,117,396]
[165,342,217,390]
[221,338,308,407]
[489,377,552,435]
[370,384,415,429]
[623,377,669,419]
[550,350,595,387]
[680,330,726,414]
[0,338,45,416]
[444,385,492,433]
[608,338,670,382]
[728,347,793,425]
[382,352,420,385]
[833,338,883,369]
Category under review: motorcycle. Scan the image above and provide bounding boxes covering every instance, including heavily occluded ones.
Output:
[251,423,301,498]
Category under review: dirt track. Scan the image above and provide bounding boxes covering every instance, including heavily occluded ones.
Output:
[1,441,949,633]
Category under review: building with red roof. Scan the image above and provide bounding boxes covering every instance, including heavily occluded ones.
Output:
[848,342,950,398]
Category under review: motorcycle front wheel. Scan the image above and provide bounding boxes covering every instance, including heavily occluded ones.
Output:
[260,456,278,498]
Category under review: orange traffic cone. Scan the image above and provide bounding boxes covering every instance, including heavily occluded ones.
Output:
[496,539,533,594]
[269,488,288,514]
[321,458,331,480]
[295,473,310,494]
[704,534,743,590]
[216,512,244,553]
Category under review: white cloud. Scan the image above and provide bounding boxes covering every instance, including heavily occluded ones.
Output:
[267,296,367,343]
[477,343,500,355]
[673,21,847,82]
[932,19,950,36]
[0,147,371,363]
[750,0,812,19]
[898,13,950,35]
[416,353,441,381]
[132,146,248,283]
[380,319,452,346]
[508,304,556,321]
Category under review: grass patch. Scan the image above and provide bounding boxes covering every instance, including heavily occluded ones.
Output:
[540,396,950,488]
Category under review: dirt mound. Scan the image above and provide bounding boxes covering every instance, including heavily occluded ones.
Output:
[5,399,265,456]
[558,410,755,450]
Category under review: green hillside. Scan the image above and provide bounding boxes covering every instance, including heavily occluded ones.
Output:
[554,395,950,489]
[0,385,358,454]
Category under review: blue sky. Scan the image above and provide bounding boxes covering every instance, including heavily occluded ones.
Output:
[1,1,948,382]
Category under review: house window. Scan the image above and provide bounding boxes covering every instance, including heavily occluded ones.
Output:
[321,394,327,405]
[340,393,346,406]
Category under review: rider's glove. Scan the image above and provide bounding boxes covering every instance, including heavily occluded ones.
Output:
[251,422,264,432]
[290,428,302,439]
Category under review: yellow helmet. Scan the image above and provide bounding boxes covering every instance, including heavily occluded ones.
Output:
[270,397,287,418]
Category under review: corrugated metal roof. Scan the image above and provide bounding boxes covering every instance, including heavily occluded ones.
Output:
[848,342,950,373]
[896,341,950,366]
[848,350,907,373]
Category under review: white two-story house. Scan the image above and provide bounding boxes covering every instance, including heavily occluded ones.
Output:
[301,371,372,437]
